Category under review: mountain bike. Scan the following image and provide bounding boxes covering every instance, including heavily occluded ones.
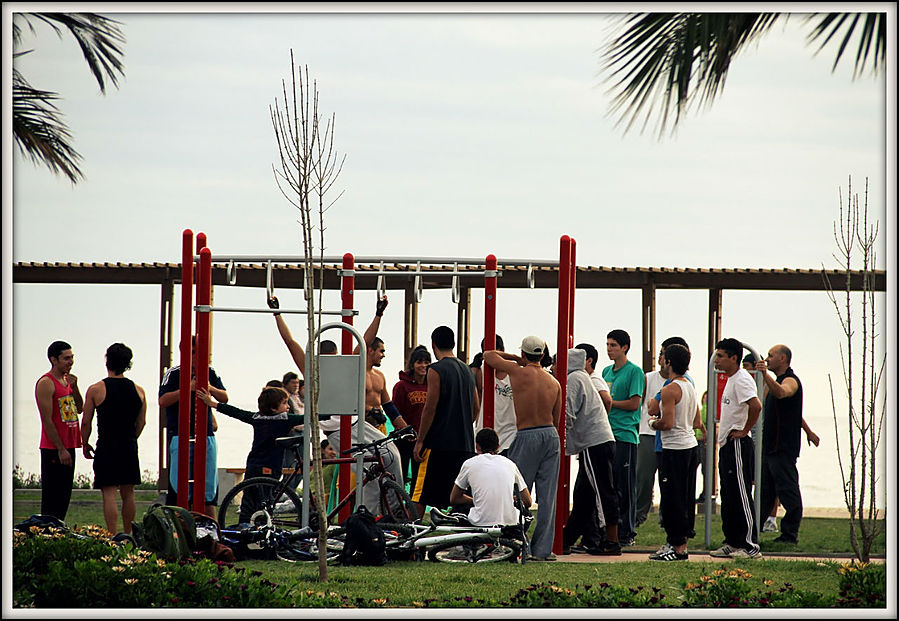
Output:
[217,425,419,537]
[374,486,533,564]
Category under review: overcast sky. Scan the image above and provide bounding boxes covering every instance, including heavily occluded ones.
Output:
[4,5,894,510]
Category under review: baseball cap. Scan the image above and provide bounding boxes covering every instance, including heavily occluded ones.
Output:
[520,336,546,356]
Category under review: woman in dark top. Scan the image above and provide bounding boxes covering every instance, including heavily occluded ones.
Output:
[81,343,147,535]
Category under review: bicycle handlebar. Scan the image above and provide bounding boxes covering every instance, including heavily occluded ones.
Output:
[341,425,417,456]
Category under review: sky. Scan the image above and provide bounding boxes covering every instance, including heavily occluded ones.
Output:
[3,4,895,523]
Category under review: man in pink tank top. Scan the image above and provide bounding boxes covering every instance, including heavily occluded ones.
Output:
[35,340,83,520]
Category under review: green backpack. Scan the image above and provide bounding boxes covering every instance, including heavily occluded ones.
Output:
[133,503,197,561]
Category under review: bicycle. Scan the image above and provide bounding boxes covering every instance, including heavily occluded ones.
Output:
[217,425,420,538]
[375,486,533,564]
[218,519,342,563]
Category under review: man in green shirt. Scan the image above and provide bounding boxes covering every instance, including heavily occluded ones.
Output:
[601,329,645,546]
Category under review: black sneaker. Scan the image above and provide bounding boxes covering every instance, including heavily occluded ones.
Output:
[772,535,798,544]
[568,544,589,554]
[591,541,622,556]
[649,543,688,561]
[619,537,636,547]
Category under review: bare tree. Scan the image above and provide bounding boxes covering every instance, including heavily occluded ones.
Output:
[270,51,345,581]
[823,176,885,563]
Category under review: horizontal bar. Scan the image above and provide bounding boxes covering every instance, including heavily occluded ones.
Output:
[194,305,357,316]
[336,270,504,278]
[206,254,559,267]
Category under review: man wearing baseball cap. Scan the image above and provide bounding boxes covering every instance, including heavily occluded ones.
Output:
[484,335,562,561]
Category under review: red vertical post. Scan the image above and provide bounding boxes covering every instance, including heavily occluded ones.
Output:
[177,230,194,509]
[568,238,576,348]
[553,235,572,555]
[193,246,212,514]
[339,253,355,522]
[483,254,497,428]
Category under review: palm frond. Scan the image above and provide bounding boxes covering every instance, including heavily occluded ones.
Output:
[805,12,887,78]
[21,12,126,92]
[12,66,84,184]
[600,13,782,138]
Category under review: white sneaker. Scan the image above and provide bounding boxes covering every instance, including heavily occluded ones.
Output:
[709,544,737,558]
[730,547,764,559]
[762,518,778,533]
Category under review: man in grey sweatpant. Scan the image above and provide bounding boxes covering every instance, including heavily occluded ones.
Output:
[485,336,562,561]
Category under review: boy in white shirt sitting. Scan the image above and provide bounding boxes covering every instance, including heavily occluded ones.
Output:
[450,428,532,526]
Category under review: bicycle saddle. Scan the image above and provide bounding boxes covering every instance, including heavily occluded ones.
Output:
[275,436,304,449]
[429,508,472,527]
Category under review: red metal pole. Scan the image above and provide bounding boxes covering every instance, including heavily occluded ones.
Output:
[483,254,497,428]
[177,230,194,509]
[339,253,355,522]
[553,235,572,555]
[193,246,212,514]
[568,238,576,349]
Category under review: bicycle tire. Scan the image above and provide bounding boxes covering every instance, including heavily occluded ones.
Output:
[427,538,521,563]
[379,479,420,524]
[218,476,303,530]
[276,535,342,563]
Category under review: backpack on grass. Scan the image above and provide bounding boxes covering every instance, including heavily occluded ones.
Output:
[340,505,387,566]
[132,503,197,561]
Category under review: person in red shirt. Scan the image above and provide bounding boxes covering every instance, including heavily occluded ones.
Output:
[35,340,83,520]
[392,345,431,486]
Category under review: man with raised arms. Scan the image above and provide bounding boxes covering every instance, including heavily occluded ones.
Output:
[484,336,562,562]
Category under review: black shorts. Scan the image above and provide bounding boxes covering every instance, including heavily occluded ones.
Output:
[411,448,474,510]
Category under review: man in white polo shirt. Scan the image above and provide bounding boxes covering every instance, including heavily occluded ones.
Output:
[709,337,763,559]
[450,428,532,526]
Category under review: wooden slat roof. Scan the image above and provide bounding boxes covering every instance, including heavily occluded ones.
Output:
[12,261,886,292]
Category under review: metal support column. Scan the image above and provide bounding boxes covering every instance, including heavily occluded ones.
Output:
[456,286,471,363]
[403,282,419,364]
[642,279,656,372]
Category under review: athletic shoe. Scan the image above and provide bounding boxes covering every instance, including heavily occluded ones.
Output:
[568,544,589,554]
[619,537,636,547]
[773,535,798,544]
[590,541,622,556]
[762,518,779,533]
[527,553,557,562]
[649,544,688,561]
[709,543,738,558]
[730,547,764,559]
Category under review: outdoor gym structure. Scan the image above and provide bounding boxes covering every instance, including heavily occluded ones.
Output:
[13,237,885,553]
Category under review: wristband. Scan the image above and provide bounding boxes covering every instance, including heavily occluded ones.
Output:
[383,400,402,423]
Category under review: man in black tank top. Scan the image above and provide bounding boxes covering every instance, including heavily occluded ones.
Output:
[756,344,804,544]
[412,326,479,516]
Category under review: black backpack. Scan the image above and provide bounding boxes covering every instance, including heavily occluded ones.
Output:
[340,505,387,566]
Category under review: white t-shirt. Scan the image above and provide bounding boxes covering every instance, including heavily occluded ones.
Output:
[475,375,517,451]
[660,377,699,450]
[717,368,759,446]
[454,452,527,527]
[640,370,666,436]
[590,373,610,396]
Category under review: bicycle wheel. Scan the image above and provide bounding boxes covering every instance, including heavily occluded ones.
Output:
[427,538,521,563]
[218,476,303,530]
[276,534,342,563]
[379,479,419,524]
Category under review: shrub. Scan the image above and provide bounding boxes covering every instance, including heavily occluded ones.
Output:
[835,561,886,607]
[13,526,298,607]
[680,566,828,607]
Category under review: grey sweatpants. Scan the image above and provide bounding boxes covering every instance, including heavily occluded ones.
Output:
[506,425,560,558]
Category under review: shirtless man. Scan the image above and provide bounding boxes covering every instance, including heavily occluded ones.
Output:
[363,331,409,433]
[269,295,404,515]
[484,335,562,561]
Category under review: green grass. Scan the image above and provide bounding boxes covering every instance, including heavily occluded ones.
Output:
[13,490,885,607]
[241,558,849,605]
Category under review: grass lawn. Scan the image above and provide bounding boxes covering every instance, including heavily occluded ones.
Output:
[13,489,886,607]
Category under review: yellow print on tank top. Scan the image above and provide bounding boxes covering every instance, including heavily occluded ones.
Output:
[58,395,78,423]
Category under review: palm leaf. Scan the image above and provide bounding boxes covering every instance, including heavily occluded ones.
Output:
[12,12,125,183]
[601,12,886,138]
[805,12,887,78]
